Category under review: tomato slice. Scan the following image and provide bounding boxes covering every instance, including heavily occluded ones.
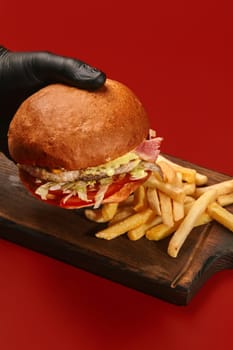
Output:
[19,170,150,209]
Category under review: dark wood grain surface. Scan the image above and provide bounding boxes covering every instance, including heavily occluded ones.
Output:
[0,153,232,305]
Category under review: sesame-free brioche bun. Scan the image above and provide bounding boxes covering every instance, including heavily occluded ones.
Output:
[8,79,150,170]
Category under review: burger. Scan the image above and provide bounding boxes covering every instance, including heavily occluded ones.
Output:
[7,79,162,209]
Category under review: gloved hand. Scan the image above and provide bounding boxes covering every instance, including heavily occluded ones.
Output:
[0,45,106,157]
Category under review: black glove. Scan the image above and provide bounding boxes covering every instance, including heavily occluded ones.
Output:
[0,46,106,157]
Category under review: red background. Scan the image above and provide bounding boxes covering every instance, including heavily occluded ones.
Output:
[1,1,233,349]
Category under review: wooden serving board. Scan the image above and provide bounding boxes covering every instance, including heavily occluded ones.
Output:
[0,153,232,305]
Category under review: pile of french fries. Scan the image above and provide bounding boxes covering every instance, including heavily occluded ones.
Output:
[85,155,233,258]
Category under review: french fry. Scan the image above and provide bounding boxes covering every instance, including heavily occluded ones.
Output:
[173,199,185,222]
[84,208,106,223]
[173,166,196,184]
[207,202,233,232]
[217,193,233,207]
[183,183,196,196]
[194,212,212,226]
[146,212,212,241]
[146,221,180,241]
[184,196,196,204]
[145,175,185,202]
[109,206,135,225]
[95,208,154,240]
[101,203,119,221]
[133,185,147,212]
[156,155,197,183]
[184,200,195,214]
[158,191,174,227]
[174,172,185,221]
[174,171,183,186]
[183,198,214,220]
[158,155,209,186]
[195,173,208,186]
[85,203,119,223]
[128,215,162,241]
[195,179,233,198]
[157,160,177,183]
[172,171,185,221]
[146,187,161,215]
[167,189,218,258]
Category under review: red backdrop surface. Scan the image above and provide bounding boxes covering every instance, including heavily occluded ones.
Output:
[0,1,233,349]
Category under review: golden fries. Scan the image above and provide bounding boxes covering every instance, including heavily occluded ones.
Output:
[208,202,233,232]
[85,203,118,223]
[146,221,180,241]
[133,185,147,212]
[128,216,162,241]
[183,183,196,196]
[157,160,177,183]
[217,193,233,207]
[85,155,233,259]
[146,212,212,241]
[101,203,119,221]
[173,199,185,222]
[145,175,185,202]
[194,212,212,227]
[85,208,107,223]
[195,173,208,186]
[95,208,154,240]
[168,189,218,258]
[195,179,233,198]
[158,191,174,227]
[157,155,197,183]
[109,206,135,225]
[146,187,161,215]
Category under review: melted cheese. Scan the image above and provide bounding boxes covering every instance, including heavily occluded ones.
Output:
[83,152,139,176]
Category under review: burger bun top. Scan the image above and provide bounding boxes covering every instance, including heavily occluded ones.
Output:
[8,79,150,170]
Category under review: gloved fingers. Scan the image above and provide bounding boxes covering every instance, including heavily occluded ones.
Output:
[29,51,106,90]
[0,47,106,91]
